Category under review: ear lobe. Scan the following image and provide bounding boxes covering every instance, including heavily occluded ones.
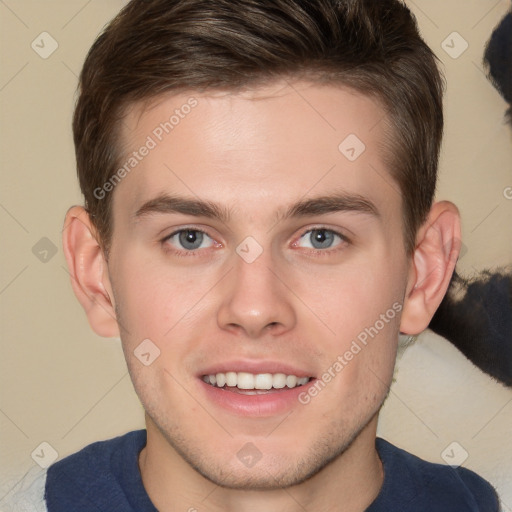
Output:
[400,201,461,335]
[62,206,119,338]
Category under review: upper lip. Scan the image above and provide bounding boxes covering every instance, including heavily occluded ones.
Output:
[197,360,315,379]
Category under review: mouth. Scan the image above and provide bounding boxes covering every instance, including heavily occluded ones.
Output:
[196,361,317,416]
[201,372,312,394]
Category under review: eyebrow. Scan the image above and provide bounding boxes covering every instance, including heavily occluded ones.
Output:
[133,192,380,224]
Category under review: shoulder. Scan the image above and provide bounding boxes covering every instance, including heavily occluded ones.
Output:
[0,466,48,512]
[43,429,148,511]
[370,438,500,511]
[47,429,147,475]
[0,431,147,512]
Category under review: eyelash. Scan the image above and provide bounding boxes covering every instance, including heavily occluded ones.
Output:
[296,226,350,257]
[161,227,215,259]
[160,226,350,258]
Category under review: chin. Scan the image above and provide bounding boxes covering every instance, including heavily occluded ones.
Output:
[185,452,333,491]
[156,414,375,491]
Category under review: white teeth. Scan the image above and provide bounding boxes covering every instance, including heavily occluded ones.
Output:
[286,375,297,388]
[272,373,287,389]
[202,371,311,390]
[225,371,237,387]
[215,373,226,387]
[237,372,255,389]
[254,373,273,390]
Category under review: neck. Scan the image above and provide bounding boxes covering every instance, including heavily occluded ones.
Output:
[138,416,384,512]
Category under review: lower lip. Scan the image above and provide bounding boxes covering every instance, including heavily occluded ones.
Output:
[199,379,316,417]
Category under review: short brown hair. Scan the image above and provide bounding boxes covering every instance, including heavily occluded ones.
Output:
[73,0,444,257]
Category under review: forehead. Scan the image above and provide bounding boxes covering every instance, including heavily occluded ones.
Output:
[113,80,397,221]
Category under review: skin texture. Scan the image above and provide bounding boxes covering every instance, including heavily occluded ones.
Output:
[63,81,461,511]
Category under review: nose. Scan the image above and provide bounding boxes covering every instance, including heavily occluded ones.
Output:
[216,247,297,339]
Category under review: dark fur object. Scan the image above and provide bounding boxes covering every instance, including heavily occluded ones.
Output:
[430,270,512,386]
[428,10,512,386]
[483,9,512,123]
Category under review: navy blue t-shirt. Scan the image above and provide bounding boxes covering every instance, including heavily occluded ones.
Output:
[43,430,499,511]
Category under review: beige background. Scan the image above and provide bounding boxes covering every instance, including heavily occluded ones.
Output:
[1,0,511,509]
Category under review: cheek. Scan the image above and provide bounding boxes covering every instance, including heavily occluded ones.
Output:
[291,256,403,339]
[113,245,220,328]
[291,255,404,394]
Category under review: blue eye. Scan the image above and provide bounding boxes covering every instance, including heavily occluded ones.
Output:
[161,226,348,258]
[297,228,346,250]
[164,229,214,251]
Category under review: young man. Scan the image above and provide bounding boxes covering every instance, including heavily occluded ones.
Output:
[5,0,500,510]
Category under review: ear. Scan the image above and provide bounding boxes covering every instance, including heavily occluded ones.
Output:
[62,206,120,338]
[400,201,461,335]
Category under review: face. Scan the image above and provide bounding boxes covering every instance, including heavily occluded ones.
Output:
[106,81,410,489]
